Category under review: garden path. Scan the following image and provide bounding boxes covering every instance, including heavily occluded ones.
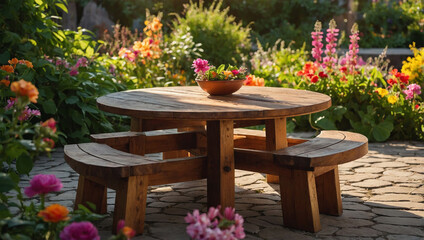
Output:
[19,136,424,240]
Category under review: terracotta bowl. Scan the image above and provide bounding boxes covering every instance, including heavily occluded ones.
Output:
[196,79,244,96]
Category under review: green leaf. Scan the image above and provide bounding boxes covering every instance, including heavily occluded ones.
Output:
[55,2,68,13]
[86,46,94,57]
[372,120,394,142]
[5,143,26,160]
[16,154,33,175]
[314,116,337,130]
[42,99,57,114]
[65,96,79,104]
[0,173,15,192]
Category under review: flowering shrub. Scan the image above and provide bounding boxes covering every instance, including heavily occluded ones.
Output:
[0,173,135,240]
[401,42,424,84]
[192,58,247,81]
[185,206,245,240]
[0,61,58,175]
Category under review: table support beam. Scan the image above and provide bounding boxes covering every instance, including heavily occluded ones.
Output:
[265,118,288,183]
[207,120,235,209]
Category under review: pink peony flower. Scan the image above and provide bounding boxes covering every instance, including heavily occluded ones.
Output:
[60,221,100,240]
[24,174,62,197]
[192,58,210,73]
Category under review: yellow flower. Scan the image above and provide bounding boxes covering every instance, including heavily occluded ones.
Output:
[376,88,388,97]
[387,95,398,104]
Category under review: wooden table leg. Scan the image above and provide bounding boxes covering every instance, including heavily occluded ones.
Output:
[207,120,235,209]
[265,118,288,183]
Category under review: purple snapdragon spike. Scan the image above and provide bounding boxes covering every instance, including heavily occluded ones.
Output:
[311,21,323,65]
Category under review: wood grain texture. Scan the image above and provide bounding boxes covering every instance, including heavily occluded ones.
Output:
[207,120,235,209]
[315,166,343,216]
[97,86,331,120]
[265,118,288,183]
[279,169,321,232]
[74,176,107,214]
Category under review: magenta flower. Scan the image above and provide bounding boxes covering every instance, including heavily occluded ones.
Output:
[311,21,324,65]
[5,98,15,110]
[60,221,100,240]
[76,57,88,68]
[69,67,79,76]
[345,23,360,74]
[18,107,41,121]
[323,19,339,70]
[231,70,240,76]
[24,174,62,197]
[192,58,210,73]
[408,83,421,95]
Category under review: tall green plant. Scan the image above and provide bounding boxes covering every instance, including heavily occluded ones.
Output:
[171,0,251,66]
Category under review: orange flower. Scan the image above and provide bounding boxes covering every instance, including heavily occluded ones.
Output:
[244,74,265,86]
[8,58,19,66]
[0,79,10,87]
[122,226,136,238]
[1,65,14,73]
[151,18,163,32]
[41,118,57,133]
[10,79,39,103]
[38,204,69,223]
[21,60,33,68]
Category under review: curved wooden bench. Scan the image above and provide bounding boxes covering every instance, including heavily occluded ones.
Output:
[64,142,207,235]
[234,130,368,232]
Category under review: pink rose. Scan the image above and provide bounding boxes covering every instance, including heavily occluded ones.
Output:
[60,221,100,240]
[24,174,62,197]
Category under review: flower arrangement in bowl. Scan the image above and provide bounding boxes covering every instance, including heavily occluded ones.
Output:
[192,58,247,95]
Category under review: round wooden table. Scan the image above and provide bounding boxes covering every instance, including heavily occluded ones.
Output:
[97,86,331,208]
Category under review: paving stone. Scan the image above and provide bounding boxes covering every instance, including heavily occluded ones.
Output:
[263,209,282,216]
[354,167,385,173]
[335,227,382,237]
[342,210,376,219]
[237,210,261,218]
[151,186,173,192]
[342,202,371,211]
[351,179,392,188]
[159,196,193,203]
[372,224,424,236]
[236,175,263,186]
[246,217,277,228]
[320,216,373,228]
[315,225,338,236]
[386,235,424,240]
[258,227,316,240]
[236,197,276,205]
[369,193,423,202]
[340,174,380,183]
[373,162,409,168]
[243,222,260,234]
[374,216,424,226]
[145,214,185,224]
[365,201,424,210]
[383,169,414,177]
[410,166,424,174]
[148,202,175,208]
[372,186,414,194]
[397,157,424,164]
[149,223,188,239]
[372,208,424,218]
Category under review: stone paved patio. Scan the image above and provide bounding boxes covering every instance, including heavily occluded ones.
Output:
[18,140,424,239]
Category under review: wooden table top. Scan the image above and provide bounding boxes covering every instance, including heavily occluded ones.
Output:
[97,86,331,120]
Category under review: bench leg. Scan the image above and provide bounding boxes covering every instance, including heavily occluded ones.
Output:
[75,176,107,214]
[113,175,148,235]
[279,169,321,232]
[265,118,287,184]
[316,166,343,216]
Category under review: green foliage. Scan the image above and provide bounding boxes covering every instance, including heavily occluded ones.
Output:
[0,0,128,144]
[171,0,251,66]
[357,0,424,48]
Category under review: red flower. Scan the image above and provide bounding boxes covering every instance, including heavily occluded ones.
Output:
[387,78,397,85]
[318,71,328,78]
[415,104,420,110]
[399,73,409,84]
[339,66,347,73]
[310,75,319,83]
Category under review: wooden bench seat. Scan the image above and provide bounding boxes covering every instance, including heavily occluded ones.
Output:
[65,130,207,235]
[234,130,368,232]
